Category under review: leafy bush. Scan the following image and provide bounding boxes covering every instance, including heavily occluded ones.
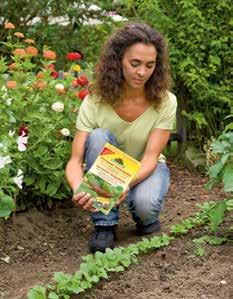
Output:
[0,23,91,217]
[206,131,233,193]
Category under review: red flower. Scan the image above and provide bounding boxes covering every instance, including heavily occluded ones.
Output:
[18,124,28,136]
[66,52,81,61]
[77,75,89,86]
[51,71,59,78]
[79,89,89,100]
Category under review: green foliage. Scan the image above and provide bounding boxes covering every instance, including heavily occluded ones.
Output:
[206,132,233,192]
[27,234,172,298]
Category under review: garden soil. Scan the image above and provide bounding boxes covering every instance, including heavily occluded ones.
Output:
[0,161,232,299]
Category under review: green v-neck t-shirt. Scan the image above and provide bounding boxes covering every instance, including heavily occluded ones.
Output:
[76,91,177,162]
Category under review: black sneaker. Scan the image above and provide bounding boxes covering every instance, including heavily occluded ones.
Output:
[135,220,161,236]
[89,225,117,253]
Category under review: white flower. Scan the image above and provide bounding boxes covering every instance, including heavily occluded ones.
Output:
[13,169,24,189]
[17,133,28,152]
[61,128,70,136]
[55,83,65,91]
[51,102,64,112]
[6,98,12,106]
[0,155,12,169]
[8,129,15,137]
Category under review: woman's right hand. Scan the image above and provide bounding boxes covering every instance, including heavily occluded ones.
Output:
[72,192,97,213]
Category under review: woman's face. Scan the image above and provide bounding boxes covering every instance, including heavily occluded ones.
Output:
[122,42,157,91]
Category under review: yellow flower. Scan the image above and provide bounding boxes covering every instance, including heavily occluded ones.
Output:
[71,64,81,72]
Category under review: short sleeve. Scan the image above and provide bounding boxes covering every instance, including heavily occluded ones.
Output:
[153,91,177,130]
[76,95,97,132]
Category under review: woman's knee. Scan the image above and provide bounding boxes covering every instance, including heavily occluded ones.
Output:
[87,128,116,146]
[133,194,163,222]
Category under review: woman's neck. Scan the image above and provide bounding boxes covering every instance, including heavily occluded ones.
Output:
[123,85,145,102]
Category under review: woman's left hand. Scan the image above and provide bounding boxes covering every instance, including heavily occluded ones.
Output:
[114,187,130,207]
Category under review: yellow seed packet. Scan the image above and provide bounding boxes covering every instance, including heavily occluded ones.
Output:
[75,143,141,215]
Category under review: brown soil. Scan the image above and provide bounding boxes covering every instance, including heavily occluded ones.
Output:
[0,161,232,299]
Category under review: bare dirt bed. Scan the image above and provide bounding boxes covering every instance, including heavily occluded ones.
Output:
[0,161,232,299]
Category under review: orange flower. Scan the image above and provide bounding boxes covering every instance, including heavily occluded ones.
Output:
[6,80,17,89]
[25,46,38,57]
[57,89,66,95]
[9,63,17,70]
[24,39,35,44]
[14,32,24,38]
[13,48,26,57]
[4,22,15,29]
[43,50,56,60]
[36,72,45,79]
[35,80,47,89]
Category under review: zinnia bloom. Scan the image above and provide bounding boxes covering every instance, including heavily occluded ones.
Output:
[24,39,35,44]
[61,128,70,137]
[13,48,26,57]
[55,83,65,90]
[51,71,58,79]
[4,22,15,29]
[79,89,89,100]
[71,64,81,72]
[9,63,17,70]
[25,46,38,57]
[43,50,56,60]
[36,72,45,79]
[35,80,47,89]
[77,75,89,86]
[47,64,55,70]
[6,80,17,89]
[66,52,81,61]
[14,32,24,38]
[51,102,64,112]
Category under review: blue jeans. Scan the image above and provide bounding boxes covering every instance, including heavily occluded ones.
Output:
[84,128,170,227]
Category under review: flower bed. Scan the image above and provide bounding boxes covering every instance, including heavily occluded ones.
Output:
[0,22,90,217]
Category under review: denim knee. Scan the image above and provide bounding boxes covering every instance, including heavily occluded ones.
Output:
[126,163,170,226]
[86,128,117,149]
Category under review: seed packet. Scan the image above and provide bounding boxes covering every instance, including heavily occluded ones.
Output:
[75,143,141,215]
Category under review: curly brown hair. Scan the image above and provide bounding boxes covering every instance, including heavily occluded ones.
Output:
[92,22,171,107]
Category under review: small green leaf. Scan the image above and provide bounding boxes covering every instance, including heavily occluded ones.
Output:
[195,246,205,257]
[0,193,15,217]
[209,201,227,233]
[115,265,124,272]
[223,164,233,192]
[48,292,59,299]
[27,285,47,299]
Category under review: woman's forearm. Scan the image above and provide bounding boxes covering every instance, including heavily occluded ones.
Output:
[65,158,84,193]
[129,158,157,188]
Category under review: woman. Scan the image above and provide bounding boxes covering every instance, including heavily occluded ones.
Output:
[65,23,177,253]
